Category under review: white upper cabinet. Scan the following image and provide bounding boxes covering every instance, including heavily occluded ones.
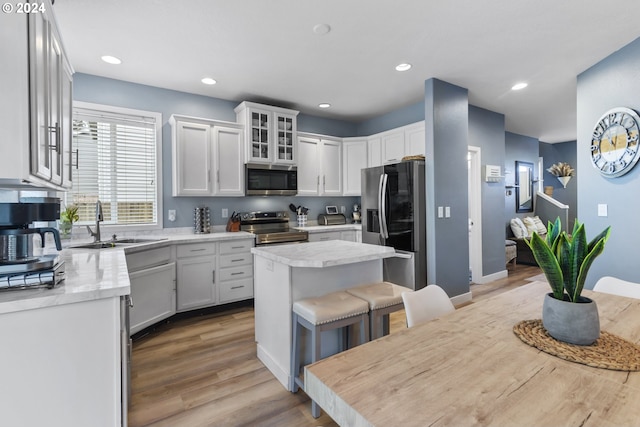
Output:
[342,138,368,196]
[0,2,74,190]
[170,115,244,197]
[404,122,426,157]
[380,121,426,165]
[382,131,406,165]
[234,101,298,165]
[367,137,383,168]
[213,125,244,196]
[297,134,342,196]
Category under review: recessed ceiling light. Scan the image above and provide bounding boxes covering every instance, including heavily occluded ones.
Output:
[395,63,412,72]
[313,24,331,35]
[318,103,331,109]
[101,55,122,65]
[201,77,217,85]
[511,82,528,91]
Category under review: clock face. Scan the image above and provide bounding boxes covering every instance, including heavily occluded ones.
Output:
[591,107,640,178]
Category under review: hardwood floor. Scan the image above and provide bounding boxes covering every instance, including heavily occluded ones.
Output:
[128,264,541,427]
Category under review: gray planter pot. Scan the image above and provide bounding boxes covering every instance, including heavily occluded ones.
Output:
[542,293,600,346]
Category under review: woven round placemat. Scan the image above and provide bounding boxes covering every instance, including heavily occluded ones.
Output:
[513,319,640,371]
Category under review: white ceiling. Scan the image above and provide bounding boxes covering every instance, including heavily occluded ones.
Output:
[53,0,640,143]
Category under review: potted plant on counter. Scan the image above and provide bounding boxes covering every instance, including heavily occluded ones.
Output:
[526,217,611,345]
[60,204,79,239]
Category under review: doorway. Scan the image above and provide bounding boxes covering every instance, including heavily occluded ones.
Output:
[468,146,482,283]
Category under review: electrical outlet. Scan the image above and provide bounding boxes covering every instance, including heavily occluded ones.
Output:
[437,206,443,218]
[445,206,451,218]
[222,208,228,218]
[340,206,345,213]
[168,210,176,222]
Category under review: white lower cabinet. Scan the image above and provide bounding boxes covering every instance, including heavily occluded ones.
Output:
[176,242,217,312]
[219,239,254,303]
[126,246,176,335]
[307,229,358,242]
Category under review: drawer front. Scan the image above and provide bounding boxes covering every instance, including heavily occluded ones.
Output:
[308,231,341,242]
[219,278,253,302]
[219,252,252,268]
[219,239,254,254]
[219,264,253,281]
[126,246,172,272]
[176,242,216,258]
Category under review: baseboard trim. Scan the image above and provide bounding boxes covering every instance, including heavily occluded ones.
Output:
[450,291,472,306]
[474,269,508,284]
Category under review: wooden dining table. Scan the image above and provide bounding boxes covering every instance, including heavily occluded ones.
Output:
[304,281,640,426]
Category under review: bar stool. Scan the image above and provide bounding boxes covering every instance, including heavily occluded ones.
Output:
[346,281,410,340]
[290,291,370,418]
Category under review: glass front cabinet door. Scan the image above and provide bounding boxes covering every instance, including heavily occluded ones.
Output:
[235,102,298,165]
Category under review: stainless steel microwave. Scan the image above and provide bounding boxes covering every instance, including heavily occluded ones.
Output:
[245,164,297,196]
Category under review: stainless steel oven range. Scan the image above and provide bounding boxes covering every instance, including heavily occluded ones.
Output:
[238,210,308,245]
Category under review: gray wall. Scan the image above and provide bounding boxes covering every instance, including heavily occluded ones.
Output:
[356,101,425,136]
[73,74,359,228]
[504,131,539,232]
[469,106,506,278]
[577,36,640,287]
[539,140,577,228]
[425,79,470,297]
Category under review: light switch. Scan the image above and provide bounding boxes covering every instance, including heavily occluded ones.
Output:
[222,208,228,218]
[597,204,608,217]
[445,206,451,218]
[438,206,443,218]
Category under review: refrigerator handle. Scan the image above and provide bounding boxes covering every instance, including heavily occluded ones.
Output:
[377,174,385,240]
[380,173,389,239]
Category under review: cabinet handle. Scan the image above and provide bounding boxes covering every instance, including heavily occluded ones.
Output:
[231,285,244,290]
[323,175,326,190]
[212,270,216,283]
[190,248,206,252]
[48,123,60,153]
[217,170,220,183]
[317,175,320,189]
[72,149,79,169]
[129,295,134,308]
[230,258,244,262]
[231,246,244,249]
[231,272,244,276]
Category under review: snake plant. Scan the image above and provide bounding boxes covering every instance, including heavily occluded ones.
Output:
[526,217,611,302]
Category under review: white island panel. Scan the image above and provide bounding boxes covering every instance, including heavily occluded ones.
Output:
[253,240,396,390]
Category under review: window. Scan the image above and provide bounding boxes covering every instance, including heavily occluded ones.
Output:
[70,102,162,230]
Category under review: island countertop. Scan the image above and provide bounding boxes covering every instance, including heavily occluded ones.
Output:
[251,240,396,268]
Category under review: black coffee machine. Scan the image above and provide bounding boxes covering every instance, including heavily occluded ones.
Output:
[0,198,64,290]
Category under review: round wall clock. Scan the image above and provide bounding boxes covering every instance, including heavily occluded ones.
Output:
[590,107,640,178]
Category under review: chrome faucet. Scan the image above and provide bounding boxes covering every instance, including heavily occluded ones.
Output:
[86,200,103,242]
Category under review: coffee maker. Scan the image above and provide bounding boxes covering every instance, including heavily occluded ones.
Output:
[352,203,361,223]
[0,197,64,290]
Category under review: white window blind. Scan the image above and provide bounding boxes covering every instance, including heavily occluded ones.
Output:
[71,104,161,228]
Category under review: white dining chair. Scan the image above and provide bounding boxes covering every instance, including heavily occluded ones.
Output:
[401,284,455,328]
[593,276,640,299]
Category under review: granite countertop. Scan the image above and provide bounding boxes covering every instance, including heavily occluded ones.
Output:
[251,240,396,268]
[0,231,255,315]
[291,223,362,232]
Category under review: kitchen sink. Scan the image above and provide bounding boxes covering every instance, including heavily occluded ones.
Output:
[69,237,167,249]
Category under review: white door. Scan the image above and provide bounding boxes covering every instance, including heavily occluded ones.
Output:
[468,146,482,283]
[213,125,244,196]
[342,139,368,196]
[129,262,176,334]
[173,121,212,196]
[176,256,216,311]
[297,136,320,195]
[382,131,405,164]
[320,139,342,196]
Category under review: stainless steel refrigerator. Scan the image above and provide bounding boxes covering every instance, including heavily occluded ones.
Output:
[361,160,426,290]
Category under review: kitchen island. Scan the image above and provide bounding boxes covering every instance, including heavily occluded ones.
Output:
[251,240,397,391]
